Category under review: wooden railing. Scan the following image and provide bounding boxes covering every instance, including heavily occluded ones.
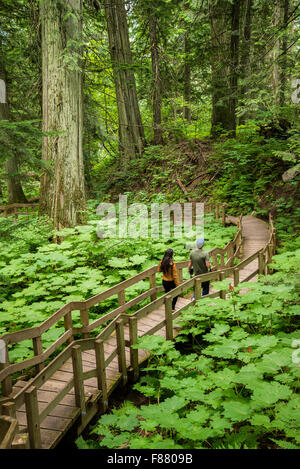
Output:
[0,203,39,220]
[0,209,276,449]
[0,203,232,397]
[0,214,275,449]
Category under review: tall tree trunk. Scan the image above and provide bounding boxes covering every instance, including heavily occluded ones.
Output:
[228,0,241,136]
[239,0,253,124]
[0,54,27,204]
[210,0,232,137]
[271,0,281,104]
[279,0,289,107]
[39,0,85,229]
[183,33,191,123]
[104,0,145,166]
[149,11,163,145]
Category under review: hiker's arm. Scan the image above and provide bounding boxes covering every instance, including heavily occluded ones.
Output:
[188,259,192,270]
[173,264,180,287]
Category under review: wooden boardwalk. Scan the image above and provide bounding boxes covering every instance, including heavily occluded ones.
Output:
[9,297,190,448]
[0,205,275,449]
[227,215,270,283]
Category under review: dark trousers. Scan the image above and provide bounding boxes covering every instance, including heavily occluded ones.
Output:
[202,281,210,296]
[162,280,178,310]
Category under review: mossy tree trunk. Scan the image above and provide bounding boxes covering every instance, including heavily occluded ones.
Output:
[39,0,85,229]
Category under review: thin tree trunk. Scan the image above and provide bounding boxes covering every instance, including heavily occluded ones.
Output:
[39,0,85,229]
[0,54,27,204]
[271,0,281,103]
[183,33,191,123]
[104,0,145,167]
[149,11,163,145]
[239,0,253,124]
[229,0,241,136]
[279,0,289,107]
[210,0,232,137]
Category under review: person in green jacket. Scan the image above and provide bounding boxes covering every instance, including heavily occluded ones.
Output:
[188,238,211,296]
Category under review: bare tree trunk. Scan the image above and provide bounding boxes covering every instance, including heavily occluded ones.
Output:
[39,0,85,229]
[149,11,163,145]
[271,0,281,104]
[0,55,27,204]
[279,0,289,107]
[183,33,191,123]
[239,0,253,124]
[104,0,145,167]
[210,0,232,137]
[228,0,241,136]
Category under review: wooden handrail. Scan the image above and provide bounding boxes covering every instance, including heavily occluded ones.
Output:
[0,205,274,399]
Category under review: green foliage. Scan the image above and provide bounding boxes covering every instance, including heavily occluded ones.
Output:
[0,208,235,363]
[78,243,300,449]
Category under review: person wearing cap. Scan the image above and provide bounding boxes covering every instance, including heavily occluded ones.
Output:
[188,238,211,296]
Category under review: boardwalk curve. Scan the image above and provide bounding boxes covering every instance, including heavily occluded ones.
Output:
[0,205,275,448]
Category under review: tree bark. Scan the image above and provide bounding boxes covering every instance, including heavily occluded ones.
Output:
[104,0,145,167]
[39,0,85,229]
[271,0,281,103]
[0,54,27,204]
[279,0,289,107]
[183,33,191,123]
[228,0,241,136]
[149,10,163,145]
[210,0,232,137]
[239,0,253,124]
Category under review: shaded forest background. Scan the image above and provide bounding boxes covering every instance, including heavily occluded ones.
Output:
[0,0,299,230]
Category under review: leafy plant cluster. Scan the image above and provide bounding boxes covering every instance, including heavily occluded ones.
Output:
[0,209,236,364]
[211,123,300,215]
[77,243,300,450]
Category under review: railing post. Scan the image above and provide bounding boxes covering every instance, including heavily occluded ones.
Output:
[165,295,173,341]
[272,229,276,255]
[227,243,234,266]
[149,273,157,301]
[0,343,12,397]
[94,339,108,412]
[178,267,183,284]
[258,251,264,275]
[64,311,73,344]
[215,203,220,220]
[116,319,128,386]
[221,204,226,226]
[233,268,239,287]
[24,386,42,449]
[71,345,86,417]
[267,245,273,274]
[118,290,126,307]
[219,272,226,299]
[194,278,202,300]
[129,317,139,382]
[80,306,90,339]
[33,336,44,373]
[212,252,218,269]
